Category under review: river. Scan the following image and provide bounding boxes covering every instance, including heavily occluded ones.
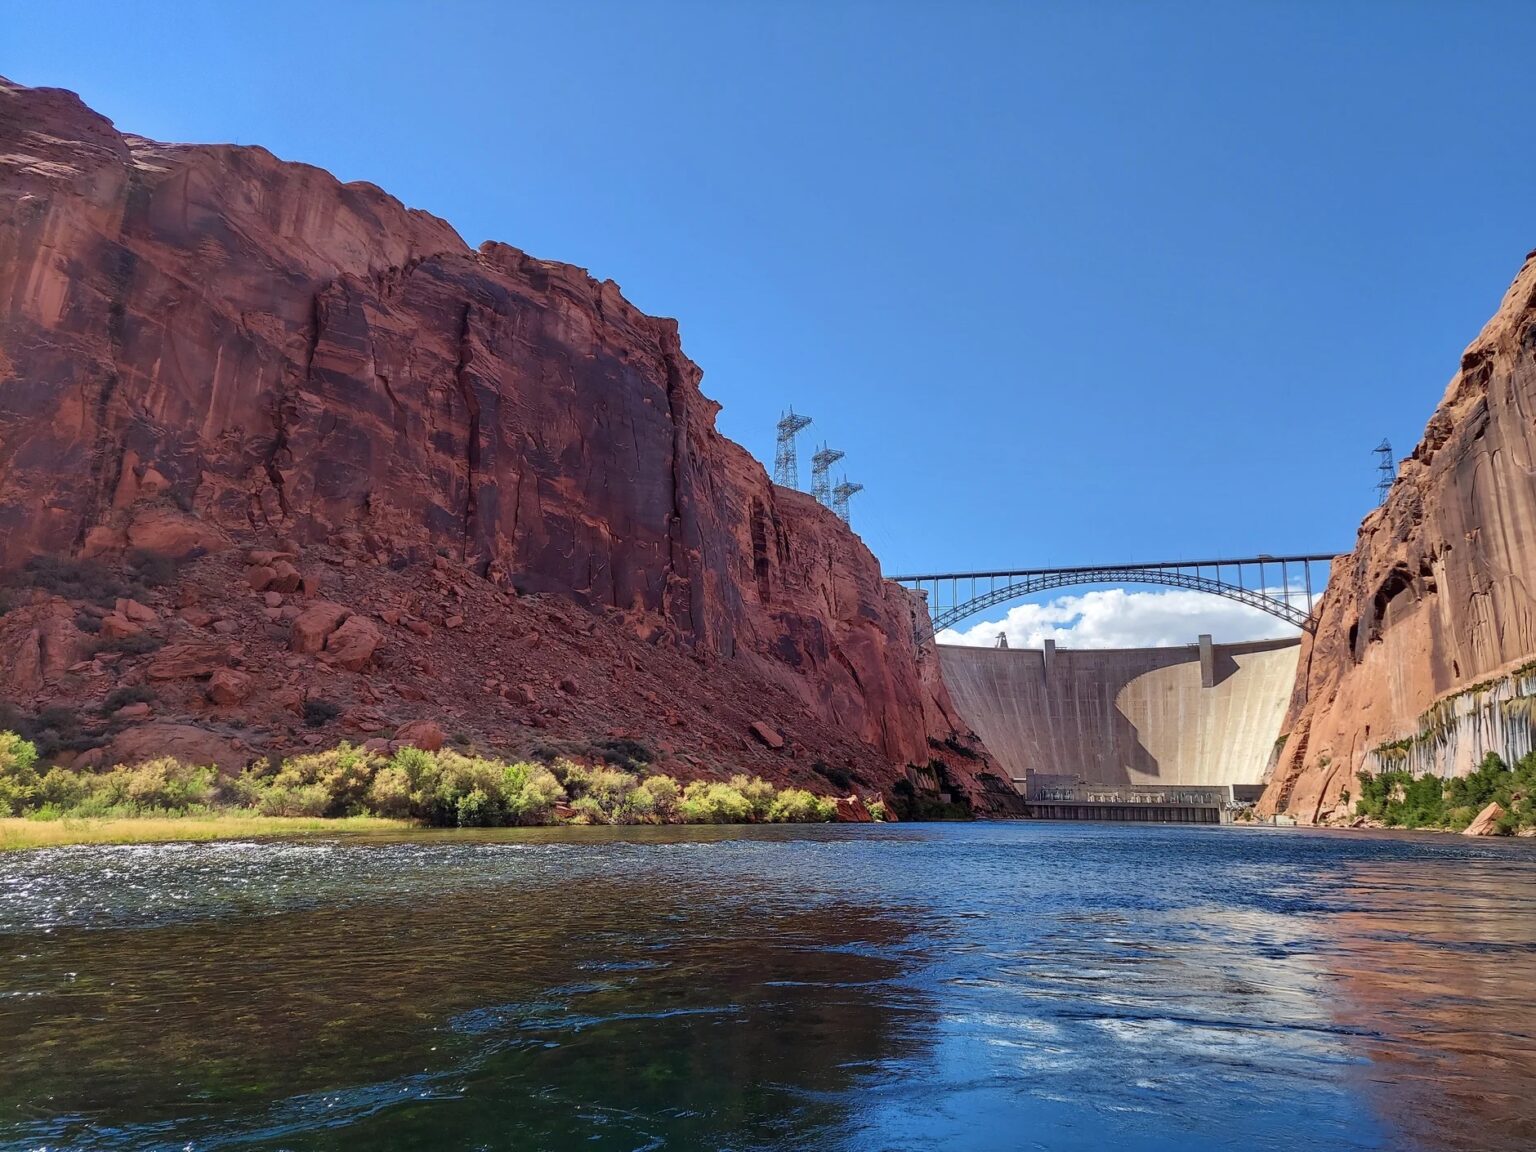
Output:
[2,822,1534,1151]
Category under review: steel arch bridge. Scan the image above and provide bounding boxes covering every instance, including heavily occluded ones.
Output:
[888,554,1337,640]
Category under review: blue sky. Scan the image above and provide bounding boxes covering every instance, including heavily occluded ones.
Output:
[7,2,1532,645]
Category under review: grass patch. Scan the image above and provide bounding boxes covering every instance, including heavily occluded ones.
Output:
[0,813,409,851]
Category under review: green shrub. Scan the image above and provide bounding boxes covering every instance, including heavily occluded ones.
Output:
[367,764,415,818]
[102,686,156,714]
[1357,753,1536,833]
[766,788,835,823]
[568,795,608,825]
[93,758,218,812]
[271,744,384,817]
[0,733,841,829]
[500,760,565,825]
[94,633,164,656]
[37,766,89,809]
[302,699,342,728]
[126,549,179,588]
[550,758,593,799]
[0,731,42,815]
[638,774,679,822]
[679,780,752,824]
[257,782,331,817]
[588,737,653,773]
[6,555,130,605]
[456,786,496,827]
[730,774,778,821]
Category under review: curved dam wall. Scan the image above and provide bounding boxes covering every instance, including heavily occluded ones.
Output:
[939,637,1301,788]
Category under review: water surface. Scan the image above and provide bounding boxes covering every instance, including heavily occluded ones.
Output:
[2,822,1534,1150]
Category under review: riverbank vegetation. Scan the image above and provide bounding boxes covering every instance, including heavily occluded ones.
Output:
[0,731,868,847]
[0,814,409,851]
[1354,750,1536,832]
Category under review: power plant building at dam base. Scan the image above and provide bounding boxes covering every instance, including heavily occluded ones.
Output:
[938,636,1301,822]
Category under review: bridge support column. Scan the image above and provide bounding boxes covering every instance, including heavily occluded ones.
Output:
[1199,634,1215,688]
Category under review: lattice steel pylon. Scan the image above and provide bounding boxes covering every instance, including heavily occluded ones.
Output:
[810,444,844,506]
[831,478,864,523]
[774,408,812,489]
[1374,438,1395,505]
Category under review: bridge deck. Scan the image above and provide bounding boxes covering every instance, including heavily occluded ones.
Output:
[888,553,1339,635]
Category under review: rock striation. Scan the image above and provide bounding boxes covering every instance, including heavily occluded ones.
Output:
[1262,253,1536,822]
[0,77,1015,810]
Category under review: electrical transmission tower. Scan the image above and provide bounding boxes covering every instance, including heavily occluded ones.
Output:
[774,408,812,489]
[810,444,845,506]
[831,478,864,524]
[1374,438,1394,505]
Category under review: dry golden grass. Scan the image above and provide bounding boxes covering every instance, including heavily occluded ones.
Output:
[0,814,411,851]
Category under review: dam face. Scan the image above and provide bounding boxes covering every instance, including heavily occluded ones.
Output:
[939,637,1301,790]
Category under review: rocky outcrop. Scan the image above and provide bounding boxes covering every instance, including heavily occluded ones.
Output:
[1463,801,1506,837]
[1262,253,1536,822]
[0,78,1006,808]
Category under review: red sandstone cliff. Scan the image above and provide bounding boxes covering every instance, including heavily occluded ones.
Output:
[1261,252,1536,822]
[0,78,1014,811]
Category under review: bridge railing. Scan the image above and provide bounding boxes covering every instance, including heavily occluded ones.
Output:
[1027,783,1238,806]
[888,553,1337,639]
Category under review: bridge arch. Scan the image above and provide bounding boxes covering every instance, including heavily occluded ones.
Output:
[888,555,1335,640]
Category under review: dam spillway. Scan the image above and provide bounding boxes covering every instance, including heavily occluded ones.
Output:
[939,637,1301,803]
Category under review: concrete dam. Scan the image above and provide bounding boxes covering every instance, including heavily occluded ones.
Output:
[939,637,1301,817]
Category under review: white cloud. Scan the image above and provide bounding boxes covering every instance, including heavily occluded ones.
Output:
[937,587,1308,649]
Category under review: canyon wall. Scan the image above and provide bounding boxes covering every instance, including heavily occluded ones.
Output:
[1261,252,1536,821]
[0,78,1012,808]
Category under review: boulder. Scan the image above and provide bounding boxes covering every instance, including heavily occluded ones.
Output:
[749,721,785,750]
[114,598,157,623]
[1464,801,1507,837]
[124,506,228,557]
[392,719,445,751]
[206,668,254,705]
[112,701,152,719]
[146,641,236,681]
[834,795,874,823]
[325,615,383,670]
[98,614,142,640]
[246,565,277,591]
[290,601,352,654]
[267,560,303,594]
[85,723,252,775]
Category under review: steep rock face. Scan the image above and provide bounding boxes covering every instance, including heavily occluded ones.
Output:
[1262,253,1536,821]
[0,78,1007,806]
